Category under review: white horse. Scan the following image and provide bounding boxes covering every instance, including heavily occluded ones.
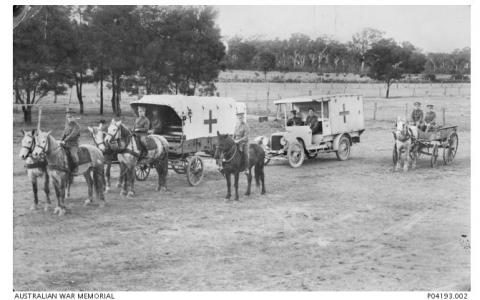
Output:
[393,117,419,172]
[18,129,52,211]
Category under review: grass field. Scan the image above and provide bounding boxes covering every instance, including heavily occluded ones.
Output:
[13,82,470,291]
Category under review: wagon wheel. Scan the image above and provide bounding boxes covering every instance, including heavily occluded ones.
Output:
[430,144,439,168]
[392,143,398,166]
[336,136,351,161]
[287,141,305,168]
[171,161,186,174]
[135,163,150,181]
[443,132,458,165]
[186,156,204,186]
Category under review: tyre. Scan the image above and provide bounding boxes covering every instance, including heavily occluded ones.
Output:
[287,141,305,168]
[186,156,204,186]
[135,163,150,181]
[335,136,351,161]
[392,144,398,166]
[430,144,438,168]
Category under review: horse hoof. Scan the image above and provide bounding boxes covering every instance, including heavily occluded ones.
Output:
[261,191,266,195]
[53,207,60,215]
[116,183,122,188]
[30,204,39,210]
[105,186,111,193]
[127,191,135,198]
[244,192,250,196]
[44,204,51,211]
[99,201,106,208]
[120,190,127,196]
[84,199,93,206]
[58,208,66,216]
[234,197,239,201]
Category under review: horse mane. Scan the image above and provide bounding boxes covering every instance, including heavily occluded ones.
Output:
[119,123,132,139]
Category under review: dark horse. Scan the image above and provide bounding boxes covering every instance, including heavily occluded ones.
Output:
[214,132,266,201]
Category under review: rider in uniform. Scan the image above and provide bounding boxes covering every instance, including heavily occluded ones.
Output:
[233,112,249,173]
[424,104,436,131]
[411,101,424,128]
[305,108,320,134]
[133,106,150,159]
[286,110,303,126]
[61,110,81,173]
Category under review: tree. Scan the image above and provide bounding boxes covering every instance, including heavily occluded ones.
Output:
[365,38,404,98]
[13,6,75,123]
[137,6,225,95]
[349,27,385,73]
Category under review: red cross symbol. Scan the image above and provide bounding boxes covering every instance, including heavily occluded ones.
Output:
[339,104,350,123]
[204,110,217,133]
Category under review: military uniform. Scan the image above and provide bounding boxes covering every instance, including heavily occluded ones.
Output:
[287,116,303,126]
[411,108,424,126]
[62,119,81,170]
[424,111,436,125]
[234,121,250,171]
[150,117,163,134]
[133,115,150,157]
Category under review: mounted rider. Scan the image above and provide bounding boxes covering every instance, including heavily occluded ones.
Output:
[234,112,249,173]
[411,101,424,128]
[60,110,81,173]
[133,106,150,159]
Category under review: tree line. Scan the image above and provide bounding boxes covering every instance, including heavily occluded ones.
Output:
[225,29,470,79]
[13,5,225,123]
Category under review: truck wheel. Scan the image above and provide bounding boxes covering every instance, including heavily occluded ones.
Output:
[287,141,305,168]
[335,136,351,161]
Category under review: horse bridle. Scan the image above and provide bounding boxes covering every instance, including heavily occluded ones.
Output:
[34,135,49,155]
[218,141,238,164]
[91,131,107,149]
[21,136,35,157]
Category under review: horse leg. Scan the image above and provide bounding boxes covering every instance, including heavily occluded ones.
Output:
[52,176,62,215]
[411,145,417,169]
[127,165,135,198]
[225,172,231,200]
[395,145,401,172]
[84,170,94,206]
[104,162,111,192]
[257,163,266,195]
[120,164,128,196]
[43,171,52,211]
[94,167,106,206]
[234,172,240,201]
[404,145,410,172]
[245,166,252,196]
[30,174,39,210]
[57,176,67,216]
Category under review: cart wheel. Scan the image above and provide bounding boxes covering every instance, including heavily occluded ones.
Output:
[443,132,458,165]
[430,144,438,168]
[135,163,150,181]
[336,136,351,161]
[287,141,305,168]
[392,144,398,166]
[171,161,186,174]
[186,156,204,186]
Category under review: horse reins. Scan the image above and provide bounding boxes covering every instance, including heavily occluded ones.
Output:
[221,143,238,164]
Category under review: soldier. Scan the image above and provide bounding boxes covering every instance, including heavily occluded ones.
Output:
[234,112,249,173]
[60,110,81,173]
[305,108,320,133]
[411,101,424,128]
[149,109,163,135]
[286,110,303,126]
[133,106,150,159]
[424,104,437,131]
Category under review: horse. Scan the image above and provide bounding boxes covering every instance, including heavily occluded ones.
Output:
[214,132,266,201]
[393,117,419,172]
[18,129,52,211]
[88,126,124,193]
[32,130,105,215]
[104,119,169,197]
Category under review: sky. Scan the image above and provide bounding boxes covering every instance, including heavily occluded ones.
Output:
[215,5,470,53]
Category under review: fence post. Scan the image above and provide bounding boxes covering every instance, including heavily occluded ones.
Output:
[442,107,446,126]
[309,90,312,96]
[373,102,377,120]
[405,103,408,121]
[412,87,416,97]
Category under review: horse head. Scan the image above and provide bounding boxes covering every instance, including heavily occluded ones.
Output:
[214,131,235,160]
[88,126,107,152]
[19,129,36,160]
[32,130,52,159]
[105,119,122,143]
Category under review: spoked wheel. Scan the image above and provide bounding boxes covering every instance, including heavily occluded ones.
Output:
[443,132,458,165]
[135,163,151,181]
[287,141,305,168]
[392,144,398,166]
[430,144,439,168]
[336,136,351,161]
[186,156,204,186]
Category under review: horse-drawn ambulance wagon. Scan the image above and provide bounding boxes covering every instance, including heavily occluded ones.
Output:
[262,94,365,167]
[130,95,246,185]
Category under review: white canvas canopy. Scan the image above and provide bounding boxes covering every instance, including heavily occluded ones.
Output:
[130,95,246,141]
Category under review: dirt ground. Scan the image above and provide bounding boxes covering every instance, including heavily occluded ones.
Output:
[13,84,470,291]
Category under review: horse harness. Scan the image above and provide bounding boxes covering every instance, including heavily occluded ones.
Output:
[22,141,47,170]
[220,142,238,164]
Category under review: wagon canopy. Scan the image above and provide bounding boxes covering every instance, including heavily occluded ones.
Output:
[130,95,246,141]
